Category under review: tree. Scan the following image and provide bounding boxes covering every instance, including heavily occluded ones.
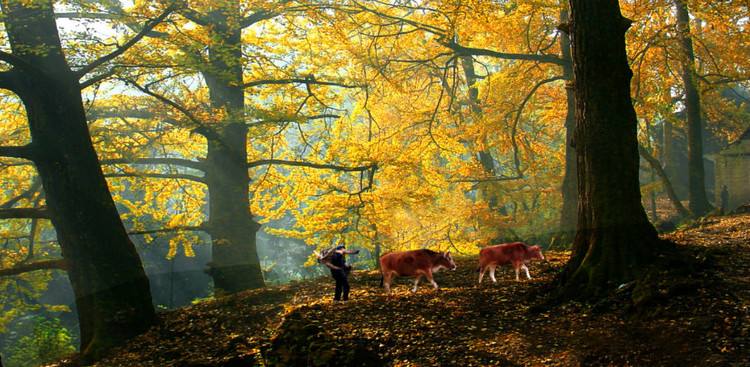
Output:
[558,0,663,298]
[675,0,712,216]
[0,0,172,361]
[95,0,374,294]
[185,1,266,293]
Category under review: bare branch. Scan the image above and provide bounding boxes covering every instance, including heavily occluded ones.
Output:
[75,5,178,78]
[0,259,68,277]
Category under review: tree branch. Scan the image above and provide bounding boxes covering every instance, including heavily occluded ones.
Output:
[442,39,569,67]
[448,175,523,183]
[248,114,341,126]
[0,259,68,277]
[243,77,363,89]
[121,78,209,132]
[638,144,692,218]
[0,207,50,220]
[0,70,19,91]
[129,225,207,235]
[100,157,205,171]
[0,51,36,71]
[55,12,119,20]
[508,76,565,175]
[241,9,278,28]
[1,179,42,209]
[178,8,209,26]
[75,5,178,78]
[350,1,447,35]
[104,172,206,184]
[0,145,34,160]
[247,159,376,172]
[80,69,117,89]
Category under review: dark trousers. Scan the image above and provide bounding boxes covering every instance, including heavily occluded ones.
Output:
[332,270,350,301]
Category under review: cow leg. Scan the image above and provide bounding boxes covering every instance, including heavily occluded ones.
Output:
[513,262,521,281]
[522,264,531,280]
[384,272,393,295]
[412,275,422,293]
[489,265,497,283]
[478,266,486,284]
[426,271,439,290]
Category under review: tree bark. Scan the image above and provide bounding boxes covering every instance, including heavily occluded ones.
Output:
[0,0,155,361]
[557,8,578,246]
[560,0,662,298]
[202,4,264,293]
[675,0,712,216]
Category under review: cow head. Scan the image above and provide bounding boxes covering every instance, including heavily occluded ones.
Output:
[440,251,457,270]
[527,245,545,261]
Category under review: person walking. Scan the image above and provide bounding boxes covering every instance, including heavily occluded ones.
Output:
[721,185,730,215]
[320,244,359,302]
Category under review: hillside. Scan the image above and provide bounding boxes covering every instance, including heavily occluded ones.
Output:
[49,215,750,367]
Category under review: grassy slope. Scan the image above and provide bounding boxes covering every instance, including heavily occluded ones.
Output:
[49,215,750,367]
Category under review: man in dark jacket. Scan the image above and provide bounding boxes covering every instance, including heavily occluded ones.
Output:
[321,245,359,301]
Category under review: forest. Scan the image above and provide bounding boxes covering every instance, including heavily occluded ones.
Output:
[0,0,749,366]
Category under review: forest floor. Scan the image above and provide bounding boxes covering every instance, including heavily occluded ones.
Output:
[49,214,750,367]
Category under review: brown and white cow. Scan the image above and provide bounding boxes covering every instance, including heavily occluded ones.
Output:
[379,249,457,294]
[478,242,544,283]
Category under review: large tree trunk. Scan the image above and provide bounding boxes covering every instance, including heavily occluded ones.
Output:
[202,5,264,293]
[675,0,712,216]
[557,8,578,246]
[1,0,154,361]
[560,0,662,298]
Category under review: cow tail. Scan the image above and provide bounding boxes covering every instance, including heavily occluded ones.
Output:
[379,275,384,287]
[476,266,480,273]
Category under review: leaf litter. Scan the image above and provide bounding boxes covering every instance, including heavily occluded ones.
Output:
[47,214,750,366]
